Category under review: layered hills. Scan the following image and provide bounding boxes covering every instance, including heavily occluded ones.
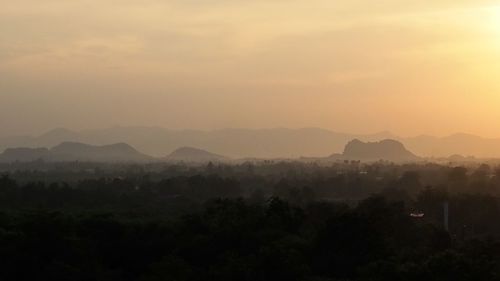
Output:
[0,127,497,158]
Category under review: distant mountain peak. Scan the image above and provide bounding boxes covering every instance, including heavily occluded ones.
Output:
[343,139,419,162]
[166,147,228,163]
[0,141,152,163]
[51,141,143,155]
[39,128,79,138]
[348,138,363,144]
[52,141,89,148]
[444,133,483,140]
[105,142,137,150]
[3,127,500,158]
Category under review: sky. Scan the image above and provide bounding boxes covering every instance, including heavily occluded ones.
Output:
[1,0,500,137]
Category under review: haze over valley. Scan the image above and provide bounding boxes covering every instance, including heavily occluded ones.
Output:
[2,127,500,159]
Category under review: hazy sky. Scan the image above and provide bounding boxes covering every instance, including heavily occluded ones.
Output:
[2,0,500,137]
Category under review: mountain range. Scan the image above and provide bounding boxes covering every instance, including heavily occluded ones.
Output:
[0,142,153,163]
[0,127,499,158]
[0,139,419,163]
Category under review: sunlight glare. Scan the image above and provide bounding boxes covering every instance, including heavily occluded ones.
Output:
[487,6,500,33]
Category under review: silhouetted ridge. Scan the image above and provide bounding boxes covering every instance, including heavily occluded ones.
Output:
[50,142,152,162]
[52,142,138,154]
[4,127,500,157]
[39,128,79,140]
[0,142,153,163]
[51,142,96,153]
[342,139,419,162]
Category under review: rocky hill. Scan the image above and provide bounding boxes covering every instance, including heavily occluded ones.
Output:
[341,139,420,162]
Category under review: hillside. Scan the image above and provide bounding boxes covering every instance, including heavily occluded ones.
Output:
[50,142,154,162]
[165,147,228,163]
[3,127,500,158]
[0,142,154,163]
[341,139,420,162]
[0,127,393,158]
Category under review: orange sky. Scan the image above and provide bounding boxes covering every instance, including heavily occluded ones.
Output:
[1,0,500,137]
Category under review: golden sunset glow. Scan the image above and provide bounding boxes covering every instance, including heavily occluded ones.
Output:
[1,0,500,138]
[487,6,500,31]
